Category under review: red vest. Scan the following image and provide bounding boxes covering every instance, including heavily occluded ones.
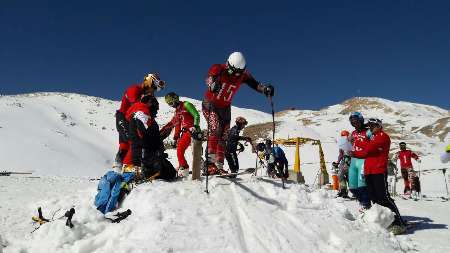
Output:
[351,129,370,158]
[125,102,150,122]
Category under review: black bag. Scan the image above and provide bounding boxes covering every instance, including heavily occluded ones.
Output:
[142,152,177,181]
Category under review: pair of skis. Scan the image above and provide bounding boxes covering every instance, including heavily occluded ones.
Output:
[31,207,75,233]
[31,207,132,233]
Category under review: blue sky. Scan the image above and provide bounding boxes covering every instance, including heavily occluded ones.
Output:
[0,0,449,112]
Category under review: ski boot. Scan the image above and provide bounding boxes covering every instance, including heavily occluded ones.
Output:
[388,221,407,235]
[336,190,349,198]
[177,167,189,178]
[207,164,219,175]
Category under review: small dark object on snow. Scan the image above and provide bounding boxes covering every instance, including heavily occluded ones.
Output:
[65,208,75,228]
[106,209,132,223]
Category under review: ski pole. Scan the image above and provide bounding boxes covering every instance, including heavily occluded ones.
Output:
[268,96,275,142]
[204,102,213,194]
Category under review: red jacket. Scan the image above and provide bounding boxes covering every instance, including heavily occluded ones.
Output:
[125,102,153,133]
[118,84,144,114]
[204,64,260,108]
[160,101,197,140]
[396,150,419,169]
[351,129,370,158]
[362,130,391,175]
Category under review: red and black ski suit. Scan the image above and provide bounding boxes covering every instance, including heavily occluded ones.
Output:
[361,130,404,225]
[115,84,146,162]
[122,102,159,166]
[160,101,200,169]
[203,64,264,168]
[395,150,419,193]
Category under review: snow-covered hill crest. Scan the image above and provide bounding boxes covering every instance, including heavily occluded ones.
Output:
[0,93,447,177]
[0,92,270,177]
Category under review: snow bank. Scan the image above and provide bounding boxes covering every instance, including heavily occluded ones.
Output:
[3,176,407,253]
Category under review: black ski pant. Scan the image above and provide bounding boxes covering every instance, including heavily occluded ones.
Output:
[365,173,405,225]
[225,151,239,173]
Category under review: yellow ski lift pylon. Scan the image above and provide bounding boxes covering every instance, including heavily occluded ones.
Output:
[274,137,329,186]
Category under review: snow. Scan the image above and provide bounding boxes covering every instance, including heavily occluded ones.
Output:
[0,93,449,252]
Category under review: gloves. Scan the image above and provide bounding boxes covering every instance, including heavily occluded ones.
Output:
[171,139,178,148]
[209,81,222,94]
[189,125,201,133]
[207,75,222,93]
[263,85,274,97]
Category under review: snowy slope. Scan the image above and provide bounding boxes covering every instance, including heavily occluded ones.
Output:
[0,93,449,253]
[0,175,426,253]
[0,93,270,177]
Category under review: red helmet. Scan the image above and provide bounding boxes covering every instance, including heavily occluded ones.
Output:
[340,130,350,137]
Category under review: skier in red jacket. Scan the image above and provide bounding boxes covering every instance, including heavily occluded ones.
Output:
[203,52,274,174]
[161,92,200,177]
[361,118,406,235]
[394,142,420,194]
[115,73,166,168]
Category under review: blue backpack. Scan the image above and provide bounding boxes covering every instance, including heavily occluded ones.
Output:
[94,171,134,214]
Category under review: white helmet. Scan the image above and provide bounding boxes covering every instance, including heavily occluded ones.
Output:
[227,52,246,71]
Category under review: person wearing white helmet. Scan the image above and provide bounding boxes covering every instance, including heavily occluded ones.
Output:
[203,52,274,175]
[114,73,166,169]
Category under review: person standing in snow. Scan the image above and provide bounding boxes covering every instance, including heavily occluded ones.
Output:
[263,139,289,179]
[202,51,274,175]
[160,92,201,178]
[335,130,352,198]
[225,116,253,177]
[114,73,166,168]
[348,112,371,210]
[360,118,406,234]
[393,142,421,195]
[122,95,176,181]
[441,144,450,163]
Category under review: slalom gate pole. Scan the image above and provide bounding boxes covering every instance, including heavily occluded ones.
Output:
[418,162,422,199]
[254,154,258,176]
[443,169,449,197]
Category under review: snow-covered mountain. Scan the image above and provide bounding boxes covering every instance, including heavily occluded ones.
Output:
[1,93,447,177]
[0,92,270,177]
[246,97,449,168]
[1,93,449,253]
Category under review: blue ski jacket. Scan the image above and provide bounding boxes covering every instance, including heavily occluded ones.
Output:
[94,171,134,214]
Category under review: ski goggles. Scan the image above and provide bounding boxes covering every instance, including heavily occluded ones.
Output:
[367,118,382,128]
[227,63,245,76]
[152,79,165,91]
